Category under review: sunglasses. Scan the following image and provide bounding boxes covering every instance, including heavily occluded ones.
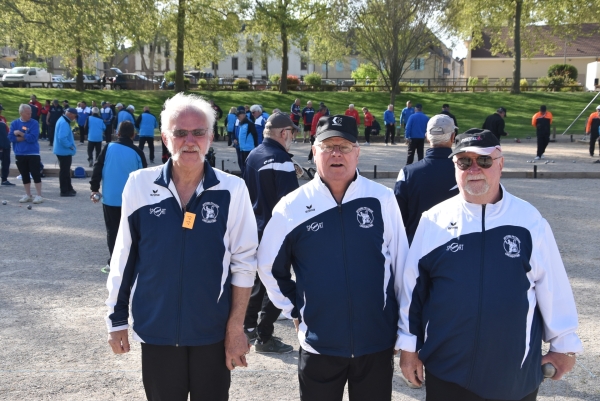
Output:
[455,155,502,170]
[172,128,210,138]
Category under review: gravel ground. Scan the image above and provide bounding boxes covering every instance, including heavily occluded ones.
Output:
[0,177,598,400]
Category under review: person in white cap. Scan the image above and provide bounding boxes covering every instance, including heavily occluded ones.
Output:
[394,114,458,246]
[399,128,582,401]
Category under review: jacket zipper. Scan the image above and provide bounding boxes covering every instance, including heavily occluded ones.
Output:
[468,204,486,387]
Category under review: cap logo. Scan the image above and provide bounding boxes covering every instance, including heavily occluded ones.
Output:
[332,117,343,126]
[461,135,482,143]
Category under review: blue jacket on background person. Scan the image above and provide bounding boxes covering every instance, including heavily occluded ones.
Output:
[77,106,91,126]
[8,118,40,155]
[136,111,158,137]
[86,115,106,142]
[117,109,135,133]
[400,106,415,125]
[405,111,429,139]
[384,109,395,125]
[53,115,76,156]
[227,113,237,133]
[253,114,267,144]
[235,119,258,152]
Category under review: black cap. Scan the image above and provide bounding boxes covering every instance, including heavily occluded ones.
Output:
[415,103,423,109]
[449,128,501,158]
[497,107,507,116]
[266,112,299,131]
[315,115,358,143]
[540,105,547,112]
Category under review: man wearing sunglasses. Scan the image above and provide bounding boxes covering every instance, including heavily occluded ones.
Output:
[258,115,409,401]
[399,129,582,401]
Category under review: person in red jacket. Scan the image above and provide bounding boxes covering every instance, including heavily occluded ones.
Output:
[309,103,329,163]
[39,99,50,140]
[362,107,374,146]
[344,104,361,125]
[29,95,43,123]
[586,105,600,159]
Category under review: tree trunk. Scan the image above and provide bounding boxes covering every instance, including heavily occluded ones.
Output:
[280,24,288,93]
[511,0,523,94]
[76,46,84,92]
[175,0,186,93]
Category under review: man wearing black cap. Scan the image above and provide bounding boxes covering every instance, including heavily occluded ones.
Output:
[440,104,458,134]
[258,115,409,401]
[482,107,509,141]
[399,129,582,401]
[47,99,64,148]
[242,112,299,354]
[532,105,553,160]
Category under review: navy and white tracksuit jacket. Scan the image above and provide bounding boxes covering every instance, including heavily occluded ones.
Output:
[105,160,258,346]
[399,186,583,400]
[258,173,409,358]
[243,138,299,239]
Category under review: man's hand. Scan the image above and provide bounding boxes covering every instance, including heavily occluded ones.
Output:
[90,192,102,203]
[400,350,424,388]
[293,318,299,333]
[225,328,250,371]
[541,352,576,380]
[108,329,130,354]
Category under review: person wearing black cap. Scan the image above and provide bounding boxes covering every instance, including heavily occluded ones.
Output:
[258,115,409,401]
[532,105,553,160]
[399,129,582,401]
[242,112,299,354]
[482,107,509,141]
[440,103,458,135]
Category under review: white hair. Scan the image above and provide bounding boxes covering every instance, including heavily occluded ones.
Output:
[92,107,100,114]
[427,132,453,147]
[263,126,274,139]
[250,104,261,113]
[349,104,354,108]
[19,104,31,114]
[161,93,216,136]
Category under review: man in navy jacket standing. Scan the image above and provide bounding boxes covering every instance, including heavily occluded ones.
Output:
[404,103,429,165]
[243,112,299,354]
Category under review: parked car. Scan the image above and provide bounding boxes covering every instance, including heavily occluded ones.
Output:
[51,75,65,88]
[321,79,337,86]
[2,66,52,87]
[252,79,269,90]
[111,68,155,90]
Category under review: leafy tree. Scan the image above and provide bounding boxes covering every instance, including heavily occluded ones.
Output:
[301,14,350,79]
[548,64,578,80]
[351,63,380,83]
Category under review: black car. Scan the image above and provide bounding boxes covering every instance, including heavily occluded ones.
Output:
[111,68,155,90]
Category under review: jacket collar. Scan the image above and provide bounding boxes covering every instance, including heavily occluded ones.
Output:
[155,159,220,190]
[458,184,507,219]
[425,147,452,159]
[263,138,288,153]
[314,169,360,205]
[116,136,134,146]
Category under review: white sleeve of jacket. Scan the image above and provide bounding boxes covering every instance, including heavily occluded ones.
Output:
[531,219,583,354]
[227,180,258,288]
[397,215,428,352]
[385,192,410,350]
[257,201,296,319]
[105,173,138,333]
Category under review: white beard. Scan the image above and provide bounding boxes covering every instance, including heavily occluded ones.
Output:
[463,174,490,196]
[171,144,204,163]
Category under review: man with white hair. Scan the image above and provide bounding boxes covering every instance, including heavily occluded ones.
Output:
[258,115,409,400]
[116,103,134,133]
[242,112,299,354]
[8,104,44,203]
[105,93,258,401]
[84,107,106,167]
[394,114,458,245]
[399,129,583,401]
[250,104,267,144]
[344,104,361,126]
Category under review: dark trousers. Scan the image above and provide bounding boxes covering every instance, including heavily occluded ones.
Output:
[385,124,395,144]
[139,137,155,161]
[590,130,600,156]
[15,155,42,184]
[227,131,233,146]
[406,138,425,165]
[425,370,538,401]
[243,275,281,343]
[536,130,550,157]
[104,126,113,143]
[298,347,394,401]
[79,125,85,143]
[56,155,73,193]
[41,119,48,139]
[87,141,102,161]
[141,341,230,401]
[240,150,250,176]
[103,204,121,265]
[364,126,371,143]
[48,124,56,146]
[307,135,316,161]
[0,147,10,181]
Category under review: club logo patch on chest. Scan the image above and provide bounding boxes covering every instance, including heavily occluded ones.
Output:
[503,235,521,258]
[201,202,219,223]
[356,207,374,228]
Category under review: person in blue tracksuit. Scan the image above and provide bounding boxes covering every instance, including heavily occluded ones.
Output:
[105,93,258,401]
[226,107,237,146]
[250,104,267,144]
[243,113,299,354]
[53,108,78,196]
[404,103,429,165]
[135,106,158,163]
[8,104,43,202]
[258,115,409,401]
[394,114,458,246]
[400,100,415,130]
[383,104,396,145]
[90,120,147,272]
[116,103,135,133]
[234,110,258,176]
[101,101,114,143]
[77,101,91,144]
[399,130,582,401]
[85,107,106,166]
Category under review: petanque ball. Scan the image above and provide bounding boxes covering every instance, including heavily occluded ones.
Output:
[27,205,32,210]
[2,200,6,205]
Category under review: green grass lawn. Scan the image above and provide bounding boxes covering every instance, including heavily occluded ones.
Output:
[1,88,597,138]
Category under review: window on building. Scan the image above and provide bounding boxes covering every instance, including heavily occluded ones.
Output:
[350,58,358,71]
[247,57,253,70]
[300,58,308,71]
[410,58,425,71]
[321,63,327,72]
[246,39,254,53]
[335,61,344,72]
[232,57,238,70]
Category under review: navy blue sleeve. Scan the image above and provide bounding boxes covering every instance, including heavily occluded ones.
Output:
[394,172,409,232]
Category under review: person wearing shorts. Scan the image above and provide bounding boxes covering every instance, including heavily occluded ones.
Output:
[8,104,44,203]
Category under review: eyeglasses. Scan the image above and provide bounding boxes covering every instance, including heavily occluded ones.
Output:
[455,155,503,170]
[317,143,358,154]
[172,128,211,138]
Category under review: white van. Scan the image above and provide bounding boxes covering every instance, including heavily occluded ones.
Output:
[2,67,52,87]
